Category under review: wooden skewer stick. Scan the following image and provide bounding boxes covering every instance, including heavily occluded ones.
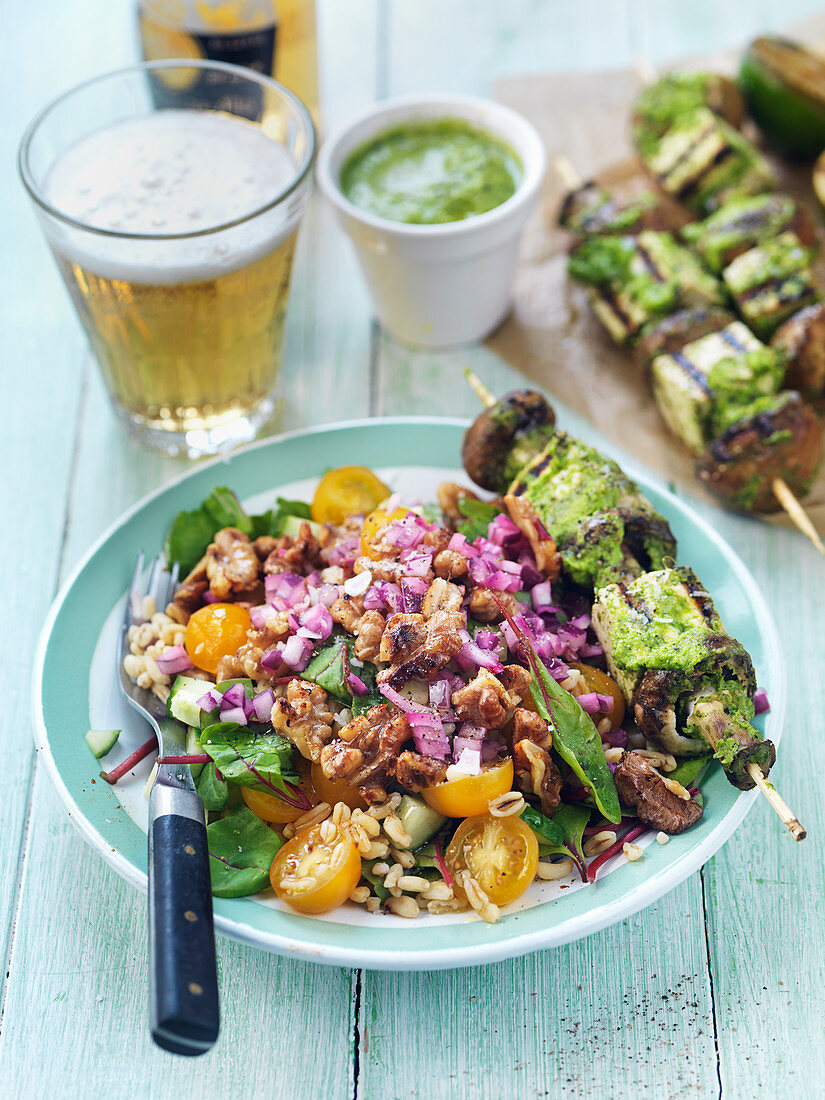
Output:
[746,761,806,841]
[463,366,807,840]
[771,477,825,556]
[463,367,496,409]
[550,158,825,556]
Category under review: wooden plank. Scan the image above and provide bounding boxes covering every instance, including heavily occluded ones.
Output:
[359,879,718,1100]
[0,0,135,998]
[1,0,379,1091]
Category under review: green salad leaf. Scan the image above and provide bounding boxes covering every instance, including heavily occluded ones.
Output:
[455,498,502,540]
[301,636,382,715]
[196,762,229,812]
[199,721,298,795]
[521,805,565,847]
[207,804,283,898]
[250,497,313,539]
[668,753,712,789]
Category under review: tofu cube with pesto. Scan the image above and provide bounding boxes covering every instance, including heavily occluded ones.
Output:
[645,107,777,216]
[681,193,815,274]
[650,322,784,454]
[722,231,821,338]
[568,230,724,345]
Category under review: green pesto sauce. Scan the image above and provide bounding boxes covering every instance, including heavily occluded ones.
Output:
[567,236,636,286]
[682,194,797,272]
[599,568,716,671]
[633,72,715,156]
[724,232,812,294]
[340,119,522,225]
[707,348,784,437]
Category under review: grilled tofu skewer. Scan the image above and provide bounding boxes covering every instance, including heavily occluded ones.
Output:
[463,371,805,838]
[556,160,825,552]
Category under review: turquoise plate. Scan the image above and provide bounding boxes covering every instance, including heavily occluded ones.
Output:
[32,418,783,970]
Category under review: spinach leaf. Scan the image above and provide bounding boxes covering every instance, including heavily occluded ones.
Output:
[455,498,502,541]
[164,486,251,573]
[668,754,712,789]
[207,804,283,898]
[250,497,313,539]
[521,805,565,847]
[301,640,349,703]
[199,721,298,795]
[196,763,229,811]
[539,803,591,881]
[528,670,621,824]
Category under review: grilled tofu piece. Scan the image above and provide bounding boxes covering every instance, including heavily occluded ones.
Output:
[681,193,818,273]
[568,230,725,345]
[722,231,821,338]
[632,71,745,157]
[650,322,783,454]
[510,432,676,590]
[591,567,774,788]
[635,306,736,371]
[645,107,777,216]
[695,389,823,512]
[558,182,686,237]
[771,302,825,401]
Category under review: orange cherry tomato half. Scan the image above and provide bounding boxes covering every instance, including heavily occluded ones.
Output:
[310,763,369,811]
[310,465,391,525]
[184,602,251,674]
[446,813,539,907]
[269,823,361,915]
[360,506,410,558]
[242,770,317,824]
[421,758,514,818]
[567,662,626,728]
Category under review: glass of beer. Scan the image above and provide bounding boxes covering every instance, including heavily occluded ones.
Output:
[19,61,315,456]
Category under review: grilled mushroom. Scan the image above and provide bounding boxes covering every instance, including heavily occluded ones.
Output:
[772,302,825,401]
[613,751,704,833]
[461,389,556,493]
[695,391,823,512]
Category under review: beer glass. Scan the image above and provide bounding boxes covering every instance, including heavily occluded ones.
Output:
[19,61,315,456]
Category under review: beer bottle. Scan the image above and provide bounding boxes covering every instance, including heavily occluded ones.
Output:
[137,0,319,123]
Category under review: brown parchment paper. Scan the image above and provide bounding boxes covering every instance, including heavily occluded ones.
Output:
[490,16,825,532]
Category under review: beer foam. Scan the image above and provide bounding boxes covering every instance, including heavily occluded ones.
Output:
[43,110,305,284]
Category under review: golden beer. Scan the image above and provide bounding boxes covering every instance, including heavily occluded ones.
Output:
[20,63,314,455]
[53,231,297,436]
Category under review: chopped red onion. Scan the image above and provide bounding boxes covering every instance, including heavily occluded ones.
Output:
[488,513,521,546]
[221,683,247,709]
[155,645,194,675]
[364,581,402,614]
[297,604,333,641]
[384,515,426,551]
[202,591,218,605]
[219,705,247,726]
[250,604,281,630]
[401,552,432,577]
[196,689,221,713]
[261,645,284,673]
[378,683,421,713]
[346,671,369,696]
[531,581,554,613]
[265,572,307,609]
[575,692,602,715]
[401,576,428,613]
[456,629,504,673]
[602,729,629,749]
[456,722,485,741]
[315,582,341,609]
[447,532,477,558]
[282,634,314,672]
[754,688,770,715]
[253,688,275,722]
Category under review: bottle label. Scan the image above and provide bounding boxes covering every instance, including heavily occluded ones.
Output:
[138,11,277,119]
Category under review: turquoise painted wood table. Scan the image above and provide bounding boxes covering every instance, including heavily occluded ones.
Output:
[3,1,824,1096]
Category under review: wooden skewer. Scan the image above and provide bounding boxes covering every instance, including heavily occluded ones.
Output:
[746,762,806,841]
[463,367,495,409]
[463,366,807,840]
[550,158,825,556]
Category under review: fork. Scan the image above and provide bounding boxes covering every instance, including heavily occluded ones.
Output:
[119,552,220,1057]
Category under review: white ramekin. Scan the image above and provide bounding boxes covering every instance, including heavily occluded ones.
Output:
[316,93,546,348]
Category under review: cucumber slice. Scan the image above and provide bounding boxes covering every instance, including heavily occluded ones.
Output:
[281,514,323,539]
[396,795,447,850]
[85,728,120,759]
[167,674,211,727]
[187,726,206,780]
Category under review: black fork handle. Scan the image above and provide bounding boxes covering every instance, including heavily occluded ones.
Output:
[148,783,220,1055]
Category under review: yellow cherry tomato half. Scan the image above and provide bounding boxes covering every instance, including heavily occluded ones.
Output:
[446,813,539,907]
[310,763,369,811]
[311,465,391,525]
[567,662,626,728]
[184,602,251,674]
[269,823,361,915]
[360,505,410,558]
[242,770,317,824]
[422,758,514,818]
